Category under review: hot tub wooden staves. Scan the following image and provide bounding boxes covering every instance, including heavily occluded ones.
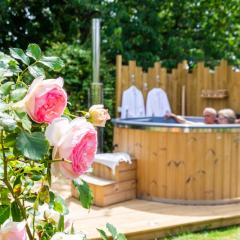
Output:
[113,124,240,205]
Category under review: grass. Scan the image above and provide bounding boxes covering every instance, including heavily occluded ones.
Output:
[163,226,240,239]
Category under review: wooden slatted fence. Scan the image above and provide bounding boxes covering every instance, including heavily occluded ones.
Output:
[115,55,240,117]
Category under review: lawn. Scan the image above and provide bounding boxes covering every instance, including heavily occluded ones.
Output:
[164,226,240,240]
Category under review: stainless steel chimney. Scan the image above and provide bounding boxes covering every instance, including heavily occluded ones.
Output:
[91,18,103,152]
[91,18,103,105]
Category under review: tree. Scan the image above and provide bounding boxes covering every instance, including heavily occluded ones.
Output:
[1,0,240,69]
[100,0,240,69]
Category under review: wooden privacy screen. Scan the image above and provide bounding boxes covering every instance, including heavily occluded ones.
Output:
[115,55,240,117]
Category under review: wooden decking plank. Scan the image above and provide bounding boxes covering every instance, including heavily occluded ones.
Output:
[65,198,240,239]
[53,178,240,240]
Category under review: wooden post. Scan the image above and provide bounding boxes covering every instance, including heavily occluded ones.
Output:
[116,55,122,118]
[181,85,186,116]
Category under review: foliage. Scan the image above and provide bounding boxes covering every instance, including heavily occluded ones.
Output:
[100,0,240,69]
[72,179,93,209]
[0,0,99,50]
[97,223,127,240]
[0,44,63,239]
[0,44,100,240]
[2,0,240,69]
[44,42,92,111]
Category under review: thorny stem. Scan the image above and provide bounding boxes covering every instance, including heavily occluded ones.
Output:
[32,207,36,239]
[1,130,34,240]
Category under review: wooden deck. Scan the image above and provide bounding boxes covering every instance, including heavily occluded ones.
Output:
[53,178,240,240]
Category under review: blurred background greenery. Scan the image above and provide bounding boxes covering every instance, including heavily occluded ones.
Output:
[1,0,240,151]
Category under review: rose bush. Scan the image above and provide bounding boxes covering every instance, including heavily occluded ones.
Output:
[0,44,121,240]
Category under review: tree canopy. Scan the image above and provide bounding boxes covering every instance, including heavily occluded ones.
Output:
[1,0,240,69]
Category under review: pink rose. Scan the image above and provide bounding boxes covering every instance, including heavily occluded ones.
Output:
[15,76,67,123]
[88,104,110,127]
[45,117,97,179]
[0,221,26,240]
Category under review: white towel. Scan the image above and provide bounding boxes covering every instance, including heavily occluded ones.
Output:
[146,88,171,117]
[121,85,145,118]
[94,152,131,174]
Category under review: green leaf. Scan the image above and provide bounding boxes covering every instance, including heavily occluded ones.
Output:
[0,188,10,205]
[8,59,21,74]
[116,233,127,240]
[97,228,109,240]
[0,81,14,95]
[11,201,23,222]
[10,88,27,102]
[63,107,71,116]
[31,174,42,181]
[23,165,44,174]
[14,111,32,131]
[28,65,45,78]
[16,131,49,160]
[0,101,8,112]
[0,69,10,81]
[106,223,117,239]
[9,48,30,65]
[39,56,64,71]
[57,214,64,232]
[4,133,17,147]
[33,199,39,210]
[21,115,32,131]
[0,53,20,80]
[72,179,93,209]
[0,112,17,131]
[25,195,37,203]
[49,191,55,209]
[53,196,69,215]
[39,185,50,204]
[13,175,22,188]
[70,223,75,234]
[26,44,42,60]
[0,205,10,224]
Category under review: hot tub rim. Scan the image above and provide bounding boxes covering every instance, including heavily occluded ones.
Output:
[112,117,240,132]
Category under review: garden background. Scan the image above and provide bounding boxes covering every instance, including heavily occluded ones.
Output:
[1,0,240,151]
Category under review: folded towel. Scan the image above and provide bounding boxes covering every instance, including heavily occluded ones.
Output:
[94,152,131,174]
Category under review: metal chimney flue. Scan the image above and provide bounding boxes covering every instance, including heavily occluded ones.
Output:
[91,18,102,105]
[91,18,103,152]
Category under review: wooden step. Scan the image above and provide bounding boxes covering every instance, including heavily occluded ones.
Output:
[91,159,137,181]
[71,175,136,207]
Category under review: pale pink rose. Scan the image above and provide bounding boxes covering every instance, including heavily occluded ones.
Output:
[51,232,86,240]
[0,221,26,240]
[15,76,67,123]
[45,117,97,179]
[88,104,110,127]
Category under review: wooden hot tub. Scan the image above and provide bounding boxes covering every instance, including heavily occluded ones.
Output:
[113,117,240,205]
